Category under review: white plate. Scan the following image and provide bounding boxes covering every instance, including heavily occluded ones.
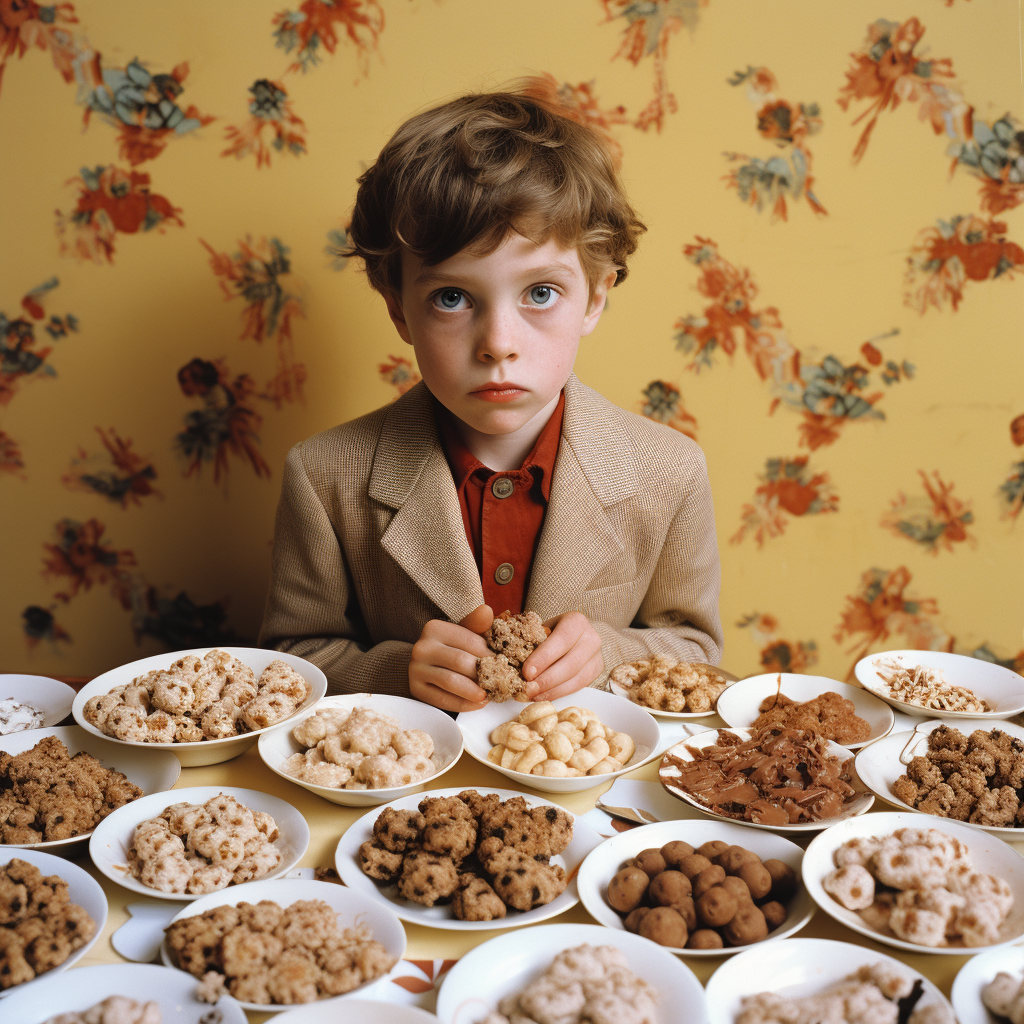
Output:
[0,673,76,729]
[0,962,247,1022]
[607,662,739,719]
[855,650,1024,720]
[802,810,1024,954]
[704,937,954,1024]
[0,847,107,999]
[259,693,464,807]
[73,647,328,767]
[161,877,407,1012]
[855,718,1024,838]
[716,673,894,749]
[457,688,661,794]
[0,725,180,851]
[435,922,708,1024]
[952,945,1024,1024]
[89,785,310,900]
[275,999,440,1023]
[576,819,814,956]
[658,727,874,832]
[335,786,603,931]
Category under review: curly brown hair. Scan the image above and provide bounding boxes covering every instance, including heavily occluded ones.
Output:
[343,89,646,299]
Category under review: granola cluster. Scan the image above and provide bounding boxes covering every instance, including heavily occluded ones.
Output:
[477,611,549,702]
[611,655,727,713]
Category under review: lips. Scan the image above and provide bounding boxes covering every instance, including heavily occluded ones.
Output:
[472,383,526,403]
[473,383,526,393]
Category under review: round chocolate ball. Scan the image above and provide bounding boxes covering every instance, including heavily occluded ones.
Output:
[675,853,712,880]
[638,906,689,948]
[660,841,695,868]
[763,859,797,902]
[687,928,725,950]
[648,870,692,907]
[737,861,773,900]
[720,875,753,903]
[672,894,697,930]
[608,866,649,913]
[696,886,739,928]
[696,840,729,860]
[761,900,787,930]
[632,848,667,878]
[692,864,727,899]
[723,903,768,946]
[715,845,760,875]
[624,906,651,933]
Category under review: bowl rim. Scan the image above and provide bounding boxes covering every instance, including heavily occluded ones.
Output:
[606,661,739,719]
[0,673,77,728]
[950,944,1024,1024]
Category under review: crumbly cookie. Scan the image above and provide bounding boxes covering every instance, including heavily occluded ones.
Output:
[482,847,567,911]
[372,808,425,852]
[484,610,548,668]
[358,840,404,882]
[477,654,526,703]
[396,850,460,906]
[452,875,507,922]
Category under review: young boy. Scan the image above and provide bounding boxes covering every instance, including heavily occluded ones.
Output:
[259,89,723,712]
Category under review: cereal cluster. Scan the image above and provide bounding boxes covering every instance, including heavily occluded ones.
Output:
[606,839,796,950]
[281,706,436,790]
[0,735,142,843]
[874,656,989,712]
[477,611,549,702]
[487,701,635,778]
[41,997,160,1024]
[165,898,395,1004]
[610,655,727,713]
[983,969,1024,1023]
[358,790,572,919]
[892,724,1024,827]
[0,858,97,989]
[129,793,281,895]
[480,944,658,1024]
[84,650,310,744]
[823,827,1013,947]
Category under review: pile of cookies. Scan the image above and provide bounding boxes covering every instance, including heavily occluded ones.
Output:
[84,650,310,743]
[611,655,728,713]
[487,701,635,778]
[606,839,796,950]
[358,789,572,920]
[477,611,549,702]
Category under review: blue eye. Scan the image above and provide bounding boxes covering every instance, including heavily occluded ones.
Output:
[435,289,465,310]
[528,286,554,306]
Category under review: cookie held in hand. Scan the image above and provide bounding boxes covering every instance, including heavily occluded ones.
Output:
[477,610,550,703]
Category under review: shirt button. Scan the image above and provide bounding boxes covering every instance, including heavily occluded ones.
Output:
[494,562,514,585]
[492,477,514,499]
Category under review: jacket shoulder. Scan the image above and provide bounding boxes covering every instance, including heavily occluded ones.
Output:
[287,401,391,487]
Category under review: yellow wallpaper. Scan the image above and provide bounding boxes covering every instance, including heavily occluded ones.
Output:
[1,0,1022,681]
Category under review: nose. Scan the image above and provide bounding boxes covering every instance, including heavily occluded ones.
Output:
[474,304,518,364]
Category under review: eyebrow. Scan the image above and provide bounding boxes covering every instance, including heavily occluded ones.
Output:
[412,261,579,287]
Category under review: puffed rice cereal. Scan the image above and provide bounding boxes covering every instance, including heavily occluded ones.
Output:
[611,655,728,713]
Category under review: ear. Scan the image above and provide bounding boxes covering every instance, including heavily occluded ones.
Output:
[383,291,413,346]
[580,268,619,337]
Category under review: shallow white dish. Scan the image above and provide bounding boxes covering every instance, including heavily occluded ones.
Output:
[0,962,247,1022]
[89,785,310,900]
[73,646,328,767]
[259,693,464,807]
[275,1000,440,1023]
[855,718,1024,838]
[457,688,660,794]
[0,725,180,851]
[704,937,954,1024]
[335,786,603,931]
[161,877,407,1012]
[716,673,894,749]
[802,810,1024,954]
[855,650,1024,720]
[951,945,1024,1024]
[607,662,739,719]
[435,922,707,1024]
[658,727,874,832]
[0,847,107,999]
[0,673,76,729]
[576,818,814,956]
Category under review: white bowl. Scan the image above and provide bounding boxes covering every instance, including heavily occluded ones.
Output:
[161,877,407,1012]
[716,673,894,748]
[854,650,1024,720]
[456,688,661,794]
[608,662,739,719]
[259,693,464,807]
[435,922,708,1024]
[73,647,327,767]
[576,819,814,956]
[0,962,247,1022]
[802,810,1024,954]
[0,725,180,851]
[951,945,1024,1024]
[658,727,874,832]
[0,847,107,999]
[275,999,440,1023]
[335,786,604,931]
[89,785,310,900]
[0,673,76,729]
[855,718,1024,838]
[704,937,954,1024]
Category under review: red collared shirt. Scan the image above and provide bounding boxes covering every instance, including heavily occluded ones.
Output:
[436,392,565,615]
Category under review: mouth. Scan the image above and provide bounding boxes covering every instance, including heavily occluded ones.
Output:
[471,383,527,402]
[472,383,526,393]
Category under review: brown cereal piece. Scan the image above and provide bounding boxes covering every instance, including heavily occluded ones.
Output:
[267,949,322,1004]
[917,783,957,817]
[151,672,195,715]
[165,905,240,976]
[240,692,297,732]
[452,875,507,921]
[484,848,566,911]
[970,786,1019,827]
[232,844,283,885]
[293,708,351,748]
[397,850,460,906]
[525,804,574,859]
[201,700,242,740]
[197,971,228,1004]
[145,710,176,743]
[236,900,285,933]
[275,899,338,952]
[484,610,548,667]
[105,704,149,742]
[358,841,406,883]
[422,815,477,863]
[372,807,425,852]
[259,660,310,704]
[891,775,921,807]
[476,797,534,850]
[83,692,123,731]
[477,654,526,703]
[0,930,34,988]
[172,715,204,743]
[222,676,258,708]
[391,728,434,759]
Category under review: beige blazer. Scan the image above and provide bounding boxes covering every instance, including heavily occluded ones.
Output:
[259,374,723,696]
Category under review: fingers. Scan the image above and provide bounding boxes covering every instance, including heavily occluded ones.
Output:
[410,677,487,713]
[459,604,494,635]
[521,612,578,682]
[533,652,606,702]
[410,658,487,702]
[420,618,491,659]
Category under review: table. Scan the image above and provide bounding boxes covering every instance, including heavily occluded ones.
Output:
[64,735,1007,1021]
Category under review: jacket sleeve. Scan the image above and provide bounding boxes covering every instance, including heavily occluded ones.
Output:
[258,445,414,697]
[590,447,724,678]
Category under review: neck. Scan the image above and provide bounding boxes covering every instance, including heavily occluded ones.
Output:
[455,392,561,471]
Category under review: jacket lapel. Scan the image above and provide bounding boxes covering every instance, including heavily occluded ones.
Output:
[368,383,484,622]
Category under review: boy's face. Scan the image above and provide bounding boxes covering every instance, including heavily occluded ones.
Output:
[385,232,614,439]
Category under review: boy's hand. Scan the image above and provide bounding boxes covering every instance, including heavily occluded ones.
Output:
[409,604,493,712]
[522,611,603,701]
